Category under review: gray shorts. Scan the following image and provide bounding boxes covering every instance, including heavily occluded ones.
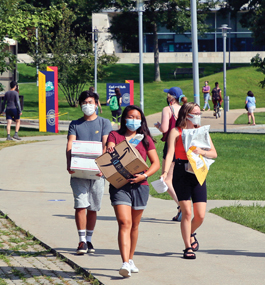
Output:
[109,183,149,210]
[248,106,255,113]
[70,177,104,211]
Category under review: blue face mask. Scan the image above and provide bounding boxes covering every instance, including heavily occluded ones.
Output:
[125,119,141,132]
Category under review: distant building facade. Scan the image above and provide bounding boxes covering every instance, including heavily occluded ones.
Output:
[92,8,265,63]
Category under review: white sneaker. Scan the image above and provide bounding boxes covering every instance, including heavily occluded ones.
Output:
[119,262,131,278]
[129,259,139,273]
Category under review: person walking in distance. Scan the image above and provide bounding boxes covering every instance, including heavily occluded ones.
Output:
[1,81,22,140]
[211,82,223,115]
[245,90,256,125]
[202,81,211,111]
[66,91,112,255]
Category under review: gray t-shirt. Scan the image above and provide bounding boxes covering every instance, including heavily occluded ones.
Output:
[68,116,112,142]
[3,90,21,113]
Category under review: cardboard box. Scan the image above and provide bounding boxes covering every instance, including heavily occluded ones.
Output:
[71,156,100,180]
[71,140,102,158]
[70,140,102,180]
[95,140,149,188]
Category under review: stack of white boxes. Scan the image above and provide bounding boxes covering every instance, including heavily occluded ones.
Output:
[70,140,102,180]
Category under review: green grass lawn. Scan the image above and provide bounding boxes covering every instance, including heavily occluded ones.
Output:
[16,63,265,122]
[149,133,265,200]
[210,204,265,234]
[234,112,265,124]
[0,125,67,138]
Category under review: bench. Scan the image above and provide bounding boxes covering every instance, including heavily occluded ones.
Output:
[173,68,204,78]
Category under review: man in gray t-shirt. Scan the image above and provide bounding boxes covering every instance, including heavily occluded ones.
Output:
[66,91,112,255]
[1,81,22,140]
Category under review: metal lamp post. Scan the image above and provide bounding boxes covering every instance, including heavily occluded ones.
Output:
[94,27,98,93]
[137,0,144,112]
[218,24,231,133]
[190,0,200,106]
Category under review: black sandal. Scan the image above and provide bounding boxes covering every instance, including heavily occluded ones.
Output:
[191,233,199,251]
[172,206,182,222]
[183,247,196,259]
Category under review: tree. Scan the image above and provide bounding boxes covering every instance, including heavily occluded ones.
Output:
[23,0,112,40]
[108,0,216,82]
[0,0,61,76]
[251,54,265,88]
[0,41,17,76]
[109,12,140,52]
[27,7,119,107]
[222,0,265,47]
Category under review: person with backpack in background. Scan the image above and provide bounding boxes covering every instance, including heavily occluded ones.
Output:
[107,87,122,126]
[211,82,223,115]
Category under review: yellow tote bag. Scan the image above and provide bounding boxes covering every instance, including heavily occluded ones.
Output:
[186,146,208,186]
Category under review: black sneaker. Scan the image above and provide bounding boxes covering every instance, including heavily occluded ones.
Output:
[13,134,21,140]
[76,242,88,255]
[87,241,95,253]
[6,137,13,141]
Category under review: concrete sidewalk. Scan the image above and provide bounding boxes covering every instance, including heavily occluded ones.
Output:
[146,107,265,135]
[0,110,265,284]
[1,107,265,136]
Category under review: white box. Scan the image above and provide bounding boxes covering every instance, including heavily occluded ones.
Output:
[71,140,102,158]
[71,156,100,180]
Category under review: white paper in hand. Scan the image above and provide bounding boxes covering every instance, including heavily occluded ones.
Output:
[129,134,144,147]
[151,177,168,193]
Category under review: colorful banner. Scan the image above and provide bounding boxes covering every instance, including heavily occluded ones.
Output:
[106,80,134,107]
[38,67,58,133]
[125,80,134,105]
[47,66,59,133]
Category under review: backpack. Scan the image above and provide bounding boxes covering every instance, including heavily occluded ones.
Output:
[212,88,221,101]
[109,96,119,111]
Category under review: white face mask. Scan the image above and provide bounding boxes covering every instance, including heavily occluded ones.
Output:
[82,104,96,116]
[187,113,201,126]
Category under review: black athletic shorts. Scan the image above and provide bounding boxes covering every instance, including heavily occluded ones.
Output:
[6,108,20,120]
[173,159,207,203]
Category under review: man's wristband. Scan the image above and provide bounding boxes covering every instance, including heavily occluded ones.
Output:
[143,173,148,179]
